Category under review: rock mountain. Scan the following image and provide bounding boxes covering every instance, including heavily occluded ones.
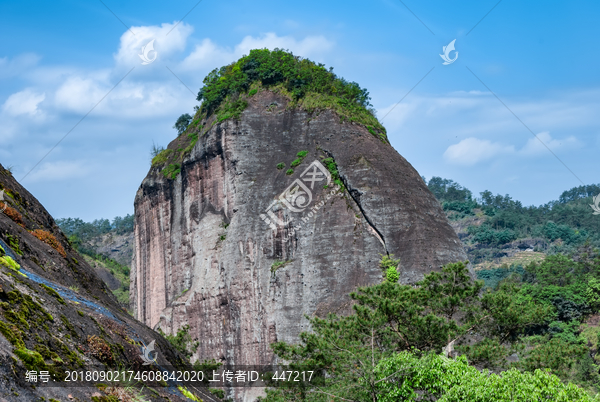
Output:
[132,87,467,379]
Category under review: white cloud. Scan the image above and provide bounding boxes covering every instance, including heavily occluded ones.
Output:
[2,88,46,116]
[444,137,515,166]
[441,131,582,167]
[520,131,581,155]
[113,22,194,67]
[54,75,109,113]
[180,33,334,71]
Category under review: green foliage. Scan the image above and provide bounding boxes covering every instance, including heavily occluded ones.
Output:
[182,131,199,155]
[380,254,400,282]
[375,352,595,402]
[174,113,193,135]
[177,386,201,401]
[477,265,525,289]
[427,176,473,203]
[162,163,181,180]
[276,162,285,170]
[385,266,399,283]
[427,177,600,256]
[160,325,198,359]
[57,214,134,243]
[192,358,223,385]
[5,234,23,256]
[195,49,386,141]
[468,225,517,245]
[209,388,225,399]
[0,320,25,348]
[290,150,309,168]
[321,157,344,188]
[0,255,25,277]
[586,277,600,310]
[151,148,173,167]
[40,284,66,305]
[263,256,587,401]
[285,168,294,175]
[518,337,587,379]
[271,260,290,274]
[14,347,48,371]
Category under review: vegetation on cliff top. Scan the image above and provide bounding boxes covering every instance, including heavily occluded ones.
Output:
[150,49,388,180]
[195,48,386,141]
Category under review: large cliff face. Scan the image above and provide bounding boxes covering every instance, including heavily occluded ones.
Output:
[132,90,467,371]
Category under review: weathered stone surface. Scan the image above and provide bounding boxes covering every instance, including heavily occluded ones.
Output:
[132,91,467,398]
[91,231,134,267]
[0,164,216,402]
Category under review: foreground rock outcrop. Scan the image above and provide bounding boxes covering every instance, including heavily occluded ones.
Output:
[132,88,467,382]
[0,164,217,402]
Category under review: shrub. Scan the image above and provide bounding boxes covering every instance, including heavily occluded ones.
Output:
[162,163,181,180]
[87,335,114,364]
[385,266,399,283]
[151,149,173,166]
[321,157,344,188]
[285,169,294,175]
[2,205,24,226]
[160,325,198,359]
[31,229,66,258]
[276,162,285,170]
[290,150,309,168]
[5,234,23,255]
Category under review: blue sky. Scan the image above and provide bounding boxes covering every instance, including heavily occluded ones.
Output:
[1,0,599,221]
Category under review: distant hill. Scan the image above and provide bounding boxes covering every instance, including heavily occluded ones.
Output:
[56,215,134,308]
[425,177,600,269]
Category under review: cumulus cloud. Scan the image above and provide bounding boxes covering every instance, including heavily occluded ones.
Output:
[2,88,45,116]
[180,32,334,71]
[113,22,194,68]
[444,137,515,166]
[520,131,581,155]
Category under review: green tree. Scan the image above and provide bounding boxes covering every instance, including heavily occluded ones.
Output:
[174,113,193,135]
[264,259,558,401]
[375,352,595,402]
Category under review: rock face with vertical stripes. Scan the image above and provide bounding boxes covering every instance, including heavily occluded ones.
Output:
[131,90,467,398]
